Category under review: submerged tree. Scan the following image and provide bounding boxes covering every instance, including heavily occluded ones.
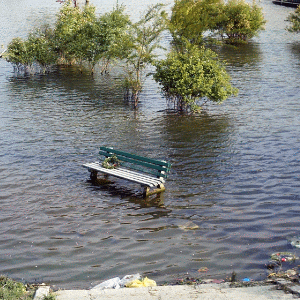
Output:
[6,26,58,73]
[5,38,35,72]
[218,0,266,43]
[98,4,131,73]
[27,25,58,72]
[153,44,238,112]
[169,0,265,45]
[287,6,300,33]
[53,2,103,68]
[120,4,167,108]
[170,0,223,47]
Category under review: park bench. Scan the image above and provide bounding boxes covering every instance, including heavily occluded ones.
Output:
[83,146,171,197]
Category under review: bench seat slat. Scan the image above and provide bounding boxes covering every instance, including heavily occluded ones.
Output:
[83,162,164,187]
[115,167,165,185]
[84,163,160,187]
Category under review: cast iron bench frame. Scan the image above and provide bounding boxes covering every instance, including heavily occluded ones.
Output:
[83,146,171,197]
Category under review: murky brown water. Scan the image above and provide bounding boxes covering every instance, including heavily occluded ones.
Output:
[0,0,300,289]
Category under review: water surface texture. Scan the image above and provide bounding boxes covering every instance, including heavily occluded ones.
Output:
[0,0,300,289]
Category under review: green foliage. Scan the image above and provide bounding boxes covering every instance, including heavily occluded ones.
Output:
[0,276,34,300]
[6,38,35,71]
[170,0,223,46]
[153,44,238,112]
[170,0,266,45]
[43,294,56,300]
[219,0,266,43]
[4,1,130,74]
[120,3,168,108]
[6,26,58,73]
[4,0,240,113]
[287,6,300,33]
[27,25,58,72]
[99,4,131,64]
[54,1,105,68]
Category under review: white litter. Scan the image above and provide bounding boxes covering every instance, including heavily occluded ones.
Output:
[91,273,141,290]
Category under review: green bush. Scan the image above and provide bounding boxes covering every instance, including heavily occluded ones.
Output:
[219,0,266,43]
[287,6,300,33]
[154,44,238,112]
[6,38,35,71]
[170,0,266,45]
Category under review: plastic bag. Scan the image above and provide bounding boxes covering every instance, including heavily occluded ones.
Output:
[126,277,156,288]
[92,277,121,290]
[92,274,141,290]
[119,273,141,287]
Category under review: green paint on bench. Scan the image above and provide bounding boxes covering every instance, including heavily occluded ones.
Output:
[99,147,171,178]
[83,146,171,197]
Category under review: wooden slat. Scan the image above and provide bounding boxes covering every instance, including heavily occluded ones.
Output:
[83,162,164,187]
[84,164,159,187]
[120,162,165,178]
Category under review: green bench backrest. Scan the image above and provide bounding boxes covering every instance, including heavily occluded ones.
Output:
[99,146,171,178]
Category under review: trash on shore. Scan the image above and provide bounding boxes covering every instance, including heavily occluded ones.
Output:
[91,274,157,290]
[268,268,299,282]
[126,277,156,288]
[92,277,122,290]
[242,277,251,282]
[266,252,298,275]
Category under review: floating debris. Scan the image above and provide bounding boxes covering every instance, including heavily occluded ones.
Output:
[198,267,209,273]
[270,252,298,263]
[288,236,300,248]
[178,221,199,231]
[266,260,281,270]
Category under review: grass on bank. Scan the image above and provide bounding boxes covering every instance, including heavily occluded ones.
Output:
[0,275,55,300]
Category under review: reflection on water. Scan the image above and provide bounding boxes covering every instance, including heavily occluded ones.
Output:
[0,0,300,290]
[289,41,300,63]
[215,42,263,68]
[160,112,234,200]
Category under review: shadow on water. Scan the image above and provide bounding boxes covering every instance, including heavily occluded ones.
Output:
[157,111,235,200]
[289,41,300,63]
[6,65,126,106]
[89,177,167,209]
[212,42,263,69]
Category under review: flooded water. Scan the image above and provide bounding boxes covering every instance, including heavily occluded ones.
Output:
[0,0,300,289]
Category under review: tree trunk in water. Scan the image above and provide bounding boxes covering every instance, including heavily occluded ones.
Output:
[133,92,139,109]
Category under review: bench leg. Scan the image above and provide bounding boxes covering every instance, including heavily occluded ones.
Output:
[90,170,98,182]
[143,184,165,198]
[143,187,150,198]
